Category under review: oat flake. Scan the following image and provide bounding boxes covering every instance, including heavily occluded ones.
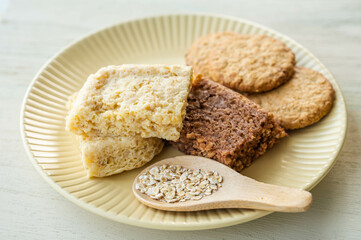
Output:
[136,164,223,203]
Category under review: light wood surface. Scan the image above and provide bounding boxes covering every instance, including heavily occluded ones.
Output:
[133,156,312,212]
[1,0,360,239]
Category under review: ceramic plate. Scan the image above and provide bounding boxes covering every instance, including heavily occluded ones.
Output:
[20,14,347,230]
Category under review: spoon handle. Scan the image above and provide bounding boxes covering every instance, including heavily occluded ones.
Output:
[232,177,312,212]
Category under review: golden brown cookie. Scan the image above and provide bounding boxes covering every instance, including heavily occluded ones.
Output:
[246,67,335,130]
[186,32,295,93]
[185,32,236,79]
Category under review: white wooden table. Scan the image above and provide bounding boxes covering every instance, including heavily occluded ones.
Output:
[1,0,360,239]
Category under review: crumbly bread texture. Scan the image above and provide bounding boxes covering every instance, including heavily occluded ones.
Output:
[78,135,164,177]
[186,32,295,93]
[172,77,287,172]
[66,92,164,178]
[246,67,335,130]
[66,65,192,141]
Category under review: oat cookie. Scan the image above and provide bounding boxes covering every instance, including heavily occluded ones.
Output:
[186,32,236,79]
[246,67,335,130]
[186,32,295,93]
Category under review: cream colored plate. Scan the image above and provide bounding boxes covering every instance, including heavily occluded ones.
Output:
[20,14,347,230]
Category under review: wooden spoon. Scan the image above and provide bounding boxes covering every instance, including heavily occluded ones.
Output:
[133,155,312,212]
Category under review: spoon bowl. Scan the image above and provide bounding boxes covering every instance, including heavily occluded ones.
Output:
[133,155,312,212]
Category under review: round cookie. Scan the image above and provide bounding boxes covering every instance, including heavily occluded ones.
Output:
[246,67,335,130]
[208,33,295,93]
[186,32,236,79]
[186,32,295,93]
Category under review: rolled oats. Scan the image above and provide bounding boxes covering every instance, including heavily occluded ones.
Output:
[136,165,223,203]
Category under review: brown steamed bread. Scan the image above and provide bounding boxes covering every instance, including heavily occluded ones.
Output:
[172,76,287,172]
